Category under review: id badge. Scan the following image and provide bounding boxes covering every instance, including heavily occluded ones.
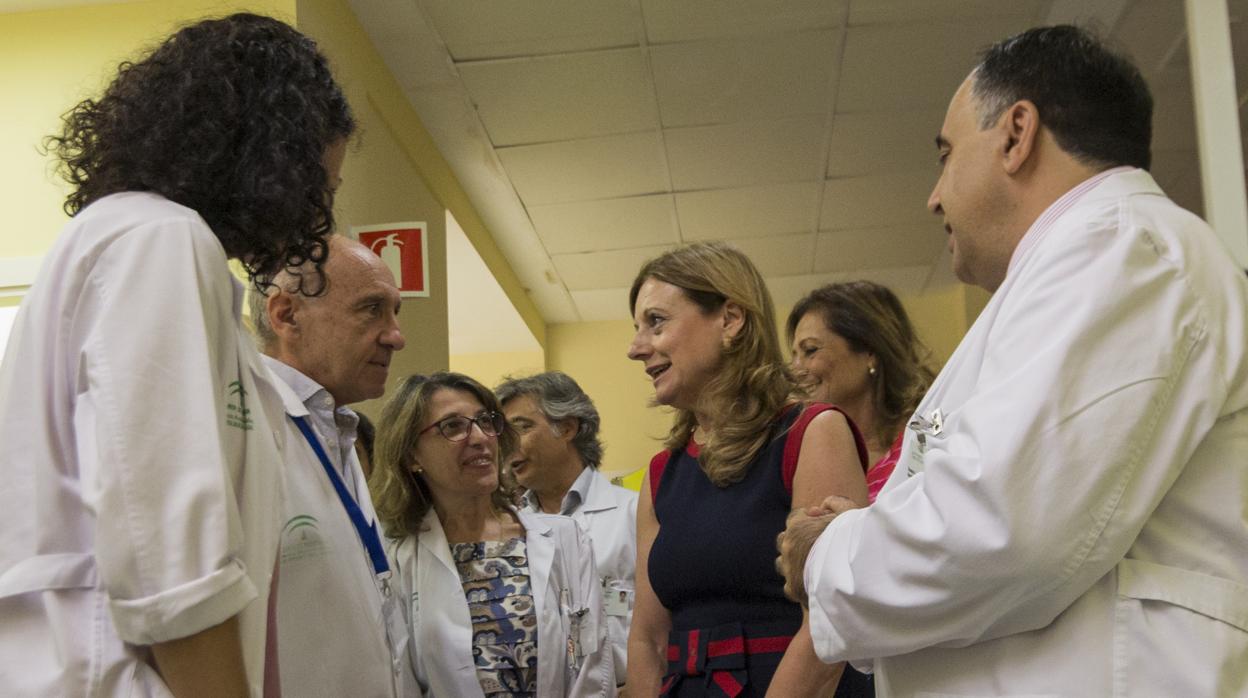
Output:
[602,581,632,617]
[379,574,409,674]
[906,408,943,477]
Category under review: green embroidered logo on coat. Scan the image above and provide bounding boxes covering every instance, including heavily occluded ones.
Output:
[226,380,253,431]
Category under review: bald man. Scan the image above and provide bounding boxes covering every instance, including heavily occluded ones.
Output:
[250,235,415,697]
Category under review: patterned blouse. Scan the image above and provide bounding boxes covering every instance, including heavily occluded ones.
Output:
[451,537,539,697]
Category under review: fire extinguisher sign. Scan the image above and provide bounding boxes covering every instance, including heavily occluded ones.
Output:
[353,222,429,298]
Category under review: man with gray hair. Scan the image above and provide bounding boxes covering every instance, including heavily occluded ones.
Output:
[251,234,416,697]
[496,371,638,688]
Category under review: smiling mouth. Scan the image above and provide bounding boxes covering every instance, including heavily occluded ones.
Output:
[646,364,670,382]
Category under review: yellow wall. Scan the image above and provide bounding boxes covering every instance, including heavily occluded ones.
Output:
[547,321,676,481]
[449,350,546,391]
[0,0,294,260]
[900,285,973,369]
[296,0,452,420]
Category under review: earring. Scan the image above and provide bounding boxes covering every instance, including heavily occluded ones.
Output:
[868,366,877,376]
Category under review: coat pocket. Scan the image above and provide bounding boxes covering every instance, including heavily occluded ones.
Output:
[1113,558,1248,697]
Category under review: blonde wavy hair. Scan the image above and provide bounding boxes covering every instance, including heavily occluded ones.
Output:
[629,242,795,487]
[369,372,515,539]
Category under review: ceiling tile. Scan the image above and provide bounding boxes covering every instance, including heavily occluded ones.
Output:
[570,287,633,322]
[826,110,944,177]
[1150,148,1198,192]
[1150,69,1198,152]
[350,0,458,91]
[459,49,658,146]
[814,225,944,272]
[836,19,1031,113]
[497,132,668,205]
[650,30,841,127]
[665,117,825,190]
[820,171,935,229]
[552,244,676,291]
[848,0,1046,26]
[726,232,816,275]
[529,195,679,254]
[1112,0,1188,76]
[676,181,820,240]
[421,0,639,60]
[641,0,848,44]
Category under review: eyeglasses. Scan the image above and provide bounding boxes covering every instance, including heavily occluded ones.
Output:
[418,411,506,442]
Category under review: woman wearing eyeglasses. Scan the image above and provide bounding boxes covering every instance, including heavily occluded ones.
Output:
[370,372,614,697]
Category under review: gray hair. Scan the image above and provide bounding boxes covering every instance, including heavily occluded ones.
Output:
[496,371,604,469]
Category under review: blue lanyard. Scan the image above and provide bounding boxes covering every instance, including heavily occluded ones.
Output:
[290,415,390,579]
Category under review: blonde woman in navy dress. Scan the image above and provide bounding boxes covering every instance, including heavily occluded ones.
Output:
[371,372,614,697]
[625,242,869,697]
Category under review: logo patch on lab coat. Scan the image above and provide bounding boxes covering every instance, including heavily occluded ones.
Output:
[281,514,328,563]
[226,380,254,431]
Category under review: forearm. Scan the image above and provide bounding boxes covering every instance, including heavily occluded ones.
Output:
[766,618,843,698]
[150,615,250,698]
[625,630,666,696]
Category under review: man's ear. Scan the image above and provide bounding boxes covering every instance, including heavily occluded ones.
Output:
[268,291,299,340]
[721,300,746,341]
[1001,99,1040,175]
[553,417,578,443]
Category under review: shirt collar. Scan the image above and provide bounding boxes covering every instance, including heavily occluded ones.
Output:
[521,466,595,515]
[561,466,596,514]
[261,355,358,430]
[1007,166,1135,277]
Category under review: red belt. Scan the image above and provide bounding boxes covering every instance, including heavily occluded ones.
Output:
[660,621,793,697]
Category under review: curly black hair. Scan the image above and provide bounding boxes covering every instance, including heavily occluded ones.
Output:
[44,13,355,284]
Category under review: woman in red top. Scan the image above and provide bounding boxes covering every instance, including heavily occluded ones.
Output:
[787,281,936,502]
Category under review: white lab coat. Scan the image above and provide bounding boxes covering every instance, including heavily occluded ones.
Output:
[265,359,418,698]
[804,169,1248,697]
[0,192,285,696]
[528,468,637,681]
[387,508,614,697]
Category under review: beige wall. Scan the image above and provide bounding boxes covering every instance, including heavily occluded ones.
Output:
[0,0,294,260]
[547,320,676,481]
[449,350,546,392]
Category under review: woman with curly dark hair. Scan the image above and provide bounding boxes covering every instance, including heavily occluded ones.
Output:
[0,13,353,697]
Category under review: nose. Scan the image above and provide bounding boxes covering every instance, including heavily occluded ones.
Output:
[927,182,943,216]
[382,317,405,351]
[466,419,492,444]
[627,330,648,362]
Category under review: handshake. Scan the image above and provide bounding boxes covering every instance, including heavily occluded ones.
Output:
[775,496,863,605]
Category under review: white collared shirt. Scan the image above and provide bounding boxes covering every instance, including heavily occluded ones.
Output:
[262,356,360,499]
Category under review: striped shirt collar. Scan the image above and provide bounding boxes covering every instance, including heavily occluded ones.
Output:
[1007,166,1135,276]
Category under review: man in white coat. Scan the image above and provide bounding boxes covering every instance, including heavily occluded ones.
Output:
[496,372,638,691]
[251,234,417,697]
[779,25,1248,697]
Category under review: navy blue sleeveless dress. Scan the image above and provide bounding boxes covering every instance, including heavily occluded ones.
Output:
[647,404,866,697]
